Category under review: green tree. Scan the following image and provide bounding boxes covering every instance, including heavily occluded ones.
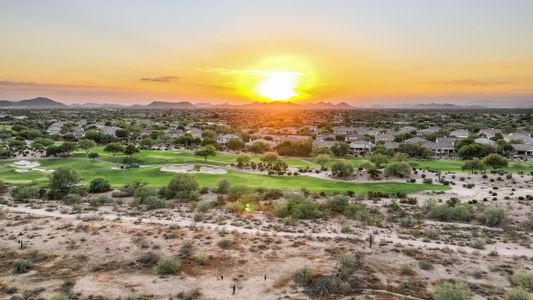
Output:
[461,158,486,174]
[384,162,412,178]
[88,152,99,160]
[104,142,124,156]
[165,174,199,201]
[330,142,350,156]
[370,153,389,168]
[79,139,96,155]
[123,144,139,156]
[140,137,156,149]
[433,282,472,300]
[316,154,331,168]
[236,153,251,167]
[49,167,82,198]
[261,151,279,164]
[227,138,245,150]
[458,143,487,160]
[331,160,354,177]
[89,177,112,193]
[195,145,216,162]
[482,153,508,169]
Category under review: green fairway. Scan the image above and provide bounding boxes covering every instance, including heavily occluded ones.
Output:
[0,152,448,194]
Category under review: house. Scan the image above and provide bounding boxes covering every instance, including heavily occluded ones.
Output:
[384,142,400,150]
[96,125,118,136]
[450,129,470,138]
[187,128,203,139]
[511,144,533,158]
[505,132,532,144]
[345,132,363,142]
[474,137,496,146]
[47,122,63,135]
[332,126,354,135]
[424,138,455,155]
[417,126,441,136]
[312,140,337,149]
[349,141,373,154]
[217,134,240,145]
[403,137,428,145]
[400,126,417,133]
[479,128,501,139]
[375,134,395,143]
[166,129,184,139]
[315,134,336,142]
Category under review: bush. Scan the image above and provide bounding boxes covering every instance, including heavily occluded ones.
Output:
[505,288,530,300]
[512,269,533,291]
[89,177,112,193]
[216,179,231,194]
[12,259,31,274]
[273,196,321,219]
[145,196,166,210]
[433,282,472,300]
[384,162,412,178]
[483,206,507,227]
[470,238,486,249]
[293,268,313,285]
[326,195,349,214]
[156,256,180,275]
[50,293,69,300]
[424,200,473,222]
[423,178,433,184]
[217,238,234,249]
[64,193,82,205]
[133,186,159,206]
[49,167,83,199]
[11,184,40,202]
[331,160,354,177]
[165,174,199,201]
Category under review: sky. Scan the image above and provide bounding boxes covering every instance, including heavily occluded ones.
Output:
[1,0,533,106]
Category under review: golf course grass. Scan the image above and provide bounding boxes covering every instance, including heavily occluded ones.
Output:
[0,148,449,194]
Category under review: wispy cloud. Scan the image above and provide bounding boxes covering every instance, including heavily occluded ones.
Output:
[140,76,179,82]
[202,68,302,77]
[421,79,512,87]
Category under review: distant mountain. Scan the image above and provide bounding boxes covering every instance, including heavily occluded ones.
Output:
[0,97,66,108]
[70,102,126,108]
[144,101,197,109]
[413,103,485,109]
[237,101,353,110]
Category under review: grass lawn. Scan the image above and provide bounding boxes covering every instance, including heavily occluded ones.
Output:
[0,155,447,195]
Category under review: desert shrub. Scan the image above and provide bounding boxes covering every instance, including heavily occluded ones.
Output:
[90,195,112,207]
[136,252,160,267]
[89,177,112,193]
[133,186,158,206]
[165,174,199,201]
[505,287,530,300]
[11,184,40,202]
[326,195,349,214]
[425,228,439,240]
[50,293,69,300]
[419,261,434,270]
[227,185,253,201]
[49,167,83,199]
[216,179,231,194]
[384,162,412,178]
[424,200,473,222]
[470,238,486,249]
[483,206,507,227]
[273,196,321,219]
[400,264,416,276]
[512,269,533,291]
[156,256,180,275]
[423,178,433,184]
[217,238,234,249]
[176,288,202,300]
[293,268,314,285]
[433,282,472,300]
[0,180,7,194]
[12,259,31,274]
[114,181,144,197]
[331,160,354,177]
[145,196,166,210]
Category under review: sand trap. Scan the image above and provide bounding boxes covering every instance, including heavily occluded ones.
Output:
[15,169,29,173]
[160,164,227,175]
[11,160,40,169]
[198,166,227,174]
[160,164,195,173]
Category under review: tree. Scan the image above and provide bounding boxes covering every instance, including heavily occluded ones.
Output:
[458,143,487,160]
[247,142,268,154]
[482,153,508,169]
[195,145,216,162]
[236,153,251,168]
[201,129,216,140]
[79,139,96,155]
[370,153,389,168]
[261,151,279,164]
[104,142,124,156]
[316,154,331,168]
[397,143,432,158]
[140,137,156,149]
[331,160,354,177]
[275,140,313,156]
[227,138,245,151]
[88,152,99,160]
[461,158,486,173]
[89,177,112,193]
[49,167,82,198]
[384,162,411,178]
[331,142,350,156]
[123,144,139,156]
[165,174,199,200]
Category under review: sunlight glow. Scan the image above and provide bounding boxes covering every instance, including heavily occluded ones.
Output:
[256,71,300,101]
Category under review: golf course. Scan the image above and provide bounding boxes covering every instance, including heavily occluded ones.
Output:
[0,147,457,194]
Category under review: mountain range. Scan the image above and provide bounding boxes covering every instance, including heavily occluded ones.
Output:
[0,98,357,110]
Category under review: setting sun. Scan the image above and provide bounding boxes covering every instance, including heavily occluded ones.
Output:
[256,71,300,101]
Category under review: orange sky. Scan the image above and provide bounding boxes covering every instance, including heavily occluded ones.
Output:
[1,1,533,106]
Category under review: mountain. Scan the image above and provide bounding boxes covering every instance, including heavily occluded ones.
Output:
[413,103,485,109]
[0,97,66,108]
[70,102,126,108]
[144,101,197,109]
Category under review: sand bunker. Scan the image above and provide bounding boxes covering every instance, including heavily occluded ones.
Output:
[10,160,52,173]
[160,164,227,175]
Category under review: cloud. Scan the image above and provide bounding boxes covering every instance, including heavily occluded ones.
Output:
[421,79,512,87]
[201,68,302,77]
[140,76,179,82]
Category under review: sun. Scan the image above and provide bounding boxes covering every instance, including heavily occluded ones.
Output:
[256,71,300,101]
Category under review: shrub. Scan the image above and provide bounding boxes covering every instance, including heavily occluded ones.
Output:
[156,256,180,275]
[433,282,472,300]
[133,186,158,206]
[512,269,533,291]
[64,193,82,205]
[424,200,473,222]
[505,288,531,300]
[470,238,486,249]
[50,293,69,300]
[293,268,313,285]
[12,259,31,274]
[11,184,40,202]
[49,167,83,199]
[423,178,433,184]
[89,177,112,193]
[216,179,231,194]
[331,160,354,177]
[326,195,349,214]
[399,264,416,276]
[165,174,199,201]
[483,206,507,227]
[217,238,234,249]
[384,162,412,178]
[273,197,321,219]
[145,196,166,210]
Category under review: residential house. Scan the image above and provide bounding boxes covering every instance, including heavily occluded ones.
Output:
[400,126,417,133]
[479,128,501,139]
[511,144,533,158]
[505,132,532,144]
[217,134,240,146]
[332,126,354,135]
[47,122,63,135]
[450,129,470,138]
[345,132,363,142]
[375,133,395,143]
[349,141,373,155]
[474,137,496,146]
[424,138,455,155]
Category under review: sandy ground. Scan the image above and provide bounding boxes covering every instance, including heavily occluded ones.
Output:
[161,164,228,175]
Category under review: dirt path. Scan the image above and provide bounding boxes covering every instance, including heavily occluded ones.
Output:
[3,204,531,257]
